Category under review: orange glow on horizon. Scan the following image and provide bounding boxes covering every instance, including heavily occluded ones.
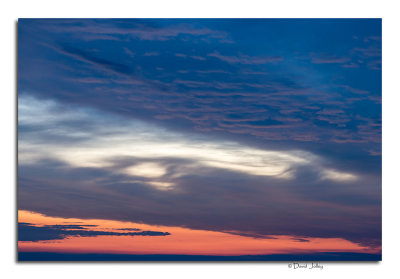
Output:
[18,210,380,256]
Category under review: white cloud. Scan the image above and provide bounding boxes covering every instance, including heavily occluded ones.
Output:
[18,94,358,186]
[123,163,167,178]
[321,169,358,182]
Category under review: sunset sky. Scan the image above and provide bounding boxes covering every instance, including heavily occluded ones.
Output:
[17,19,381,261]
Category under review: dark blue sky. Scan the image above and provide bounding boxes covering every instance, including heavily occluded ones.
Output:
[18,19,381,254]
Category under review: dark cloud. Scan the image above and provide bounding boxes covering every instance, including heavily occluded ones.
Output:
[18,222,170,242]
[18,158,381,247]
[291,238,310,243]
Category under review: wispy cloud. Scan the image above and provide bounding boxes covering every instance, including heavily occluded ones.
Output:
[311,56,350,64]
[190,55,206,61]
[208,51,283,64]
[49,44,133,76]
[175,53,187,58]
[143,52,160,56]
[123,47,135,58]
[36,19,232,42]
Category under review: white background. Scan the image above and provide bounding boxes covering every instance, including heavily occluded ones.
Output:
[1,0,399,278]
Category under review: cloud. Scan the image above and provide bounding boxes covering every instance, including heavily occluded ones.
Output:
[208,51,283,64]
[18,158,381,247]
[18,95,381,247]
[51,44,133,76]
[195,70,229,74]
[123,24,230,42]
[175,53,187,58]
[17,19,381,251]
[341,63,359,68]
[367,60,382,70]
[190,55,206,61]
[70,77,110,84]
[291,238,310,243]
[123,47,135,58]
[336,85,369,95]
[363,36,381,43]
[18,19,381,161]
[115,228,141,231]
[18,223,170,242]
[311,56,350,64]
[19,94,360,182]
[320,169,358,182]
[27,19,232,42]
[143,52,160,56]
[353,46,381,58]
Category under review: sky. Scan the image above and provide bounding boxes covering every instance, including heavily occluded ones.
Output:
[17,19,381,261]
